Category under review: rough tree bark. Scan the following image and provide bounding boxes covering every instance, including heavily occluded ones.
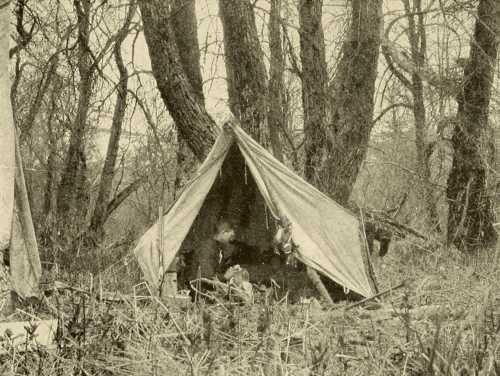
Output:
[138,0,216,161]
[217,0,268,223]
[170,0,203,194]
[171,0,204,106]
[139,0,218,296]
[219,0,268,143]
[268,0,285,162]
[325,0,383,205]
[88,3,137,239]
[446,0,499,252]
[57,0,94,220]
[220,0,333,303]
[297,0,337,304]
[298,0,328,181]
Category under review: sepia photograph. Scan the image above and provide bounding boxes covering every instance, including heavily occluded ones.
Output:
[0,0,499,374]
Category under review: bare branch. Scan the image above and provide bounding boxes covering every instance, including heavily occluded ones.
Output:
[106,178,142,218]
[372,102,414,125]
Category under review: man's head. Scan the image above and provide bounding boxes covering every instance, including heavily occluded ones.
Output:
[213,220,236,243]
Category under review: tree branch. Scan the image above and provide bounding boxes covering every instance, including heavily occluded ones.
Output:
[9,0,37,58]
[105,178,142,219]
[381,43,412,89]
[372,102,414,125]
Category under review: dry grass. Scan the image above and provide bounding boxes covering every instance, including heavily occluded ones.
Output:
[1,241,500,375]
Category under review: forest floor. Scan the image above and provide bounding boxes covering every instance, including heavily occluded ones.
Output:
[1,240,500,375]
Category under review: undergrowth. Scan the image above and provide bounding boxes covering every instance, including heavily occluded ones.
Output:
[1,240,500,375]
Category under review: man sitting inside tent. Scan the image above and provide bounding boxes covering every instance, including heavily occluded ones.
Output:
[187,219,259,298]
[189,220,236,281]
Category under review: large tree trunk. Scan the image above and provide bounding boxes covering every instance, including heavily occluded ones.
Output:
[218,0,269,227]
[139,0,217,296]
[170,0,203,196]
[446,0,499,252]
[220,0,333,303]
[325,0,383,205]
[217,0,268,223]
[171,0,204,106]
[268,0,285,162]
[138,0,217,161]
[218,0,268,143]
[298,0,328,181]
[88,3,136,239]
[57,0,94,221]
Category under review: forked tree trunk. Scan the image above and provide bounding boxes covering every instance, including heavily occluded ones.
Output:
[218,0,268,143]
[299,0,376,302]
[139,0,218,296]
[298,0,328,181]
[326,0,383,205]
[138,0,217,161]
[446,0,499,252]
[219,0,333,303]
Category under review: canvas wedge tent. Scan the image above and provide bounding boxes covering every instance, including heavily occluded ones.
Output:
[134,121,378,298]
[0,4,42,300]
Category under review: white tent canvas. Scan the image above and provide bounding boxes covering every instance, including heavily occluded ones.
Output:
[0,4,15,251]
[134,122,377,298]
[0,4,42,299]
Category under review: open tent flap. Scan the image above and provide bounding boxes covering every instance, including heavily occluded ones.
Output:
[233,125,376,298]
[133,129,233,290]
[181,143,277,257]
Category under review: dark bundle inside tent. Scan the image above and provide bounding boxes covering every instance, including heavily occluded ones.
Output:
[133,122,378,303]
